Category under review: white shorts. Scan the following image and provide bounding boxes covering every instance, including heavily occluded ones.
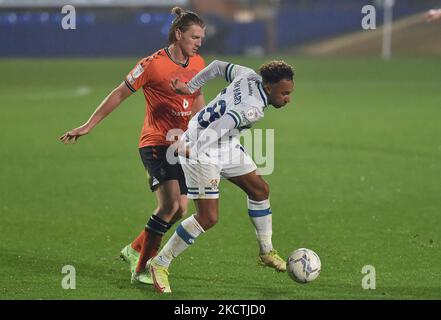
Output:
[179,138,257,199]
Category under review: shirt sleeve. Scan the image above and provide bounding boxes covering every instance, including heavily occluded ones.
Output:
[124,59,150,92]
[224,63,257,84]
[186,60,257,94]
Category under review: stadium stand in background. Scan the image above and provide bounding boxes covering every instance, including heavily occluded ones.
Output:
[1,0,441,57]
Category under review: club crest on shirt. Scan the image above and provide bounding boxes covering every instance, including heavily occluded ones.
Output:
[209,179,219,188]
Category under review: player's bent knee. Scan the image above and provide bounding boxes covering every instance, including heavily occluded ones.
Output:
[248,182,270,201]
[157,200,181,217]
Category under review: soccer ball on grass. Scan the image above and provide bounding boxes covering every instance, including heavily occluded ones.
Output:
[287,248,321,283]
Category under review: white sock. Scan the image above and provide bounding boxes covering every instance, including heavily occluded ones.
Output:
[248,198,273,254]
[154,214,205,268]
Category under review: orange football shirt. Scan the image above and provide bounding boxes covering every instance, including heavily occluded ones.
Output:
[125,48,205,148]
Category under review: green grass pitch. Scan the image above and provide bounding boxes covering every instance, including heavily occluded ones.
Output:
[0,56,440,299]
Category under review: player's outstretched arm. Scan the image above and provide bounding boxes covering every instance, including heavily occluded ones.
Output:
[425,9,441,22]
[59,82,132,144]
[171,60,256,96]
[185,60,231,93]
[170,60,230,96]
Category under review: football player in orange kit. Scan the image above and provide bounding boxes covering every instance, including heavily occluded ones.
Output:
[60,7,206,284]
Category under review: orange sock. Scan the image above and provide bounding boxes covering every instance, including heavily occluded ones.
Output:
[136,215,172,273]
[136,230,163,273]
[131,230,145,253]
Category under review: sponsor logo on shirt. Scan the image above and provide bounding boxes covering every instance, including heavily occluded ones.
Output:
[247,78,254,96]
[183,99,189,109]
[172,110,192,117]
[132,64,144,79]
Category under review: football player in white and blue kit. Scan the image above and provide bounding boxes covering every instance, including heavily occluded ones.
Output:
[146,60,294,293]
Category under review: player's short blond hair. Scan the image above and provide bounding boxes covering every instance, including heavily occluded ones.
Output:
[259,61,294,84]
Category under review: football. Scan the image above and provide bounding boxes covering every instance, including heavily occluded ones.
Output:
[287,248,321,283]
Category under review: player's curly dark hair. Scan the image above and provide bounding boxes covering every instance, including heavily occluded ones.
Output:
[259,61,295,84]
[168,7,205,44]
